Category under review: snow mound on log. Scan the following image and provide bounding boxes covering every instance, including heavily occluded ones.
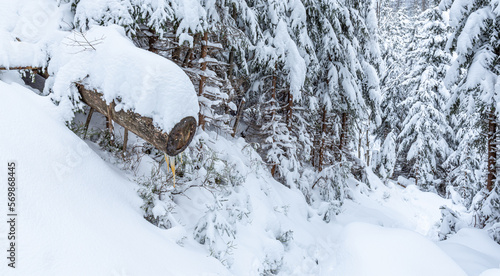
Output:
[49,25,199,133]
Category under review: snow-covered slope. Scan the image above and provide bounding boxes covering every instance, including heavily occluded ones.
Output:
[0,77,228,276]
[1,75,499,275]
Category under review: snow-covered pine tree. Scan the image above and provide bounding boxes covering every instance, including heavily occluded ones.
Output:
[443,0,500,241]
[296,0,382,216]
[375,1,414,180]
[248,0,307,187]
[72,0,136,33]
[396,6,452,191]
[350,0,383,170]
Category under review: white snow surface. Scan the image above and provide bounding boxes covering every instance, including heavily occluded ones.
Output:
[0,77,225,276]
[1,76,500,275]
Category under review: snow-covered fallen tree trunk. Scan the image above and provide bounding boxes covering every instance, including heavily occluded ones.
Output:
[1,25,201,156]
[46,25,201,155]
[76,84,196,156]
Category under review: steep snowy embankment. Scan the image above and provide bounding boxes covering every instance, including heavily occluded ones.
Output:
[1,74,499,275]
[0,77,229,276]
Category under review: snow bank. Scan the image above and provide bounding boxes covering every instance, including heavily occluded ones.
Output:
[439,228,500,276]
[49,25,199,133]
[333,222,467,276]
[0,79,226,276]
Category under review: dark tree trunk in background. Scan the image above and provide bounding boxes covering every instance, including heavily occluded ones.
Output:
[232,99,245,137]
[421,0,427,12]
[123,128,128,152]
[339,112,348,156]
[270,68,278,177]
[198,32,209,129]
[318,107,328,172]
[83,107,94,139]
[365,127,370,166]
[286,91,293,131]
[487,109,497,192]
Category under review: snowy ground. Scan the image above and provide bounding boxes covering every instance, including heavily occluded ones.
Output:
[1,74,500,275]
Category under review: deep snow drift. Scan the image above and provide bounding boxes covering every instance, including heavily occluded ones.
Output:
[1,75,499,275]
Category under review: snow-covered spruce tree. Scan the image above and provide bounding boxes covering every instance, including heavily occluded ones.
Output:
[375,2,414,180]
[396,6,452,192]
[71,0,136,33]
[350,0,383,172]
[295,0,382,218]
[247,0,308,187]
[303,0,352,209]
[442,0,500,241]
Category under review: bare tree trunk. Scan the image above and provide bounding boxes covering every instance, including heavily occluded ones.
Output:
[357,123,362,159]
[182,34,199,68]
[198,32,209,129]
[83,107,94,139]
[182,47,193,67]
[365,126,370,166]
[172,36,182,62]
[339,112,348,155]
[232,99,245,137]
[107,101,116,144]
[123,128,128,152]
[147,28,158,54]
[286,91,293,131]
[270,68,278,177]
[228,48,234,79]
[376,0,381,25]
[318,107,328,172]
[487,109,497,192]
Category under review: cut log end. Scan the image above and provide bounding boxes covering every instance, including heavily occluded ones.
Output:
[166,116,197,156]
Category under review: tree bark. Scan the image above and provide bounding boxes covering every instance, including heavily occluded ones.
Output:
[198,32,209,129]
[83,107,94,139]
[232,99,245,137]
[182,34,199,68]
[107,100,116,144]
[339,112,348,156]
[487,109,497,192]
[172,34,182,62]
[365,126,370,166]
[147,28,158,54]
[318,107,328,172]
[123,128,128,152]
[270,67,278,177]
[76,84,197,156]
[286,91,293,131]
[228,48,234,79]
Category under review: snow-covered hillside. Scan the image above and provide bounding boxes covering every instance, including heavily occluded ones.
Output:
[1,74,499,275]
[1,0,500,275]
